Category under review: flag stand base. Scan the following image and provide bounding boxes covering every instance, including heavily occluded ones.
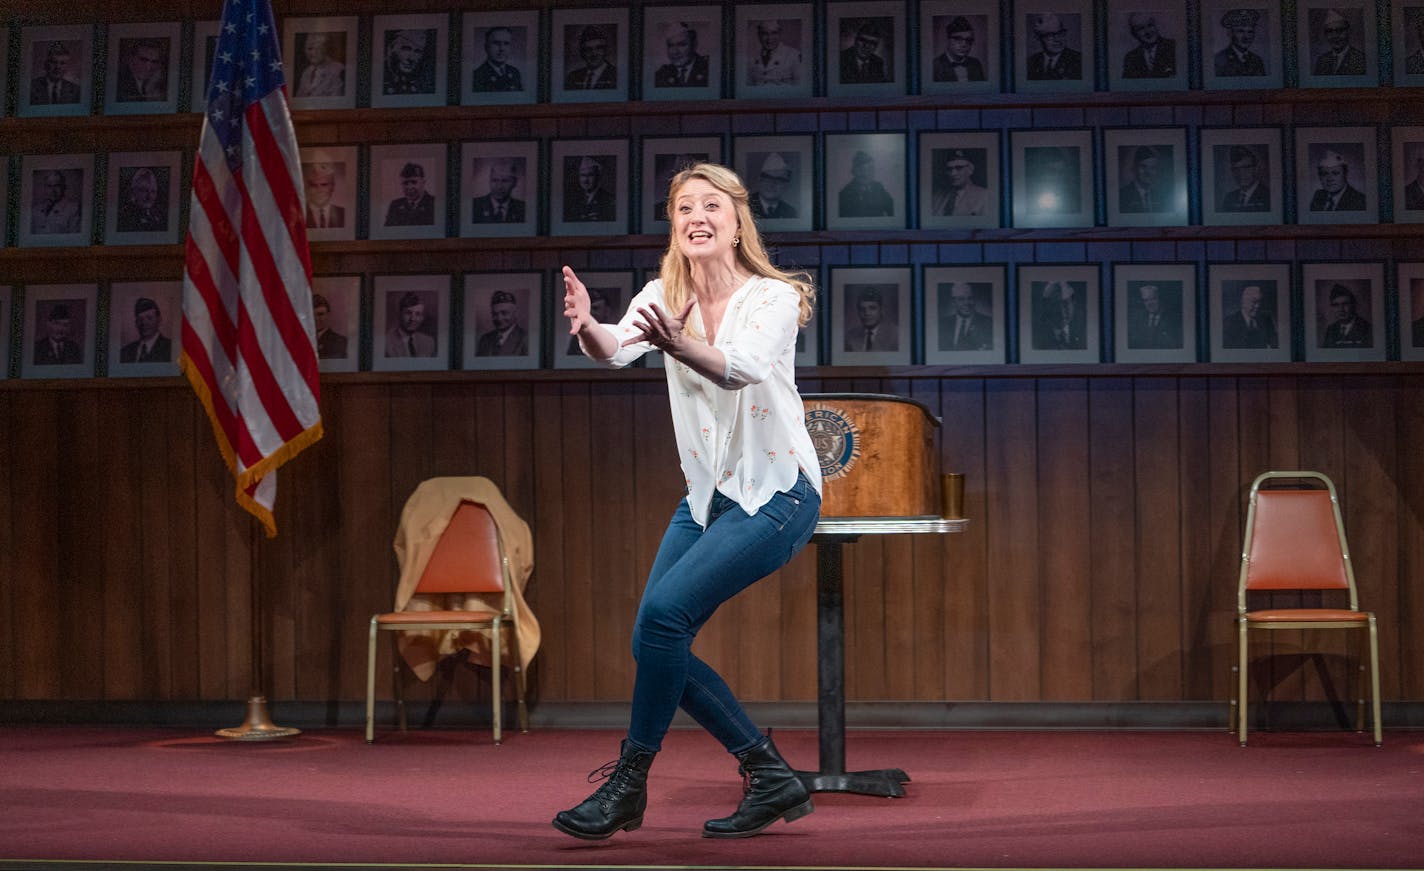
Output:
[215,695,301,740]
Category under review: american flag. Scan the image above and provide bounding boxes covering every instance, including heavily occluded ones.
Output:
[181,0,323,537]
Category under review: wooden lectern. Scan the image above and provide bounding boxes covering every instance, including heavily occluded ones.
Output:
[801,393,968,797]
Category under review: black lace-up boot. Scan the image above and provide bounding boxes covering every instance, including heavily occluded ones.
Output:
[552,740,656,840]
[702,735,814,838]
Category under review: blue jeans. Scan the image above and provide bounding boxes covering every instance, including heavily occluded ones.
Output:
[627,471,820,755]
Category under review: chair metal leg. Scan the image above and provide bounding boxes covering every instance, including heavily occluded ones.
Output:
[365,617,379,743]
[392,633,408,732]
[490,619,502,745]
[1237,618,1249,746]
[1367,616,1382,746]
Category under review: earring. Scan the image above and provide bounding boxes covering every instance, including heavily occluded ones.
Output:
[733,236,741,247]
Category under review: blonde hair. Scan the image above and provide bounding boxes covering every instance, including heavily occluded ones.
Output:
[658,162,815,335]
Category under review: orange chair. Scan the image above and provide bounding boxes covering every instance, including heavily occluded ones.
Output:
[1233,471,1381,746]
[365,499,528,744]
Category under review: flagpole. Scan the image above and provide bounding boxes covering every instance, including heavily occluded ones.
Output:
[216,522,300,740]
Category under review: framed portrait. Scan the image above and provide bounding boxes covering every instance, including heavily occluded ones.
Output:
[1201,0,1283,89]
[463,272,542,370]
[19,153,94,248]
[1397,262,1424,362]
[1113,262,1197,363]
[734,134,814,233]
[642,6,723,101]
[190,20,220,112]
[104,22,180,115]
[1208,262,1291,363]
[1018,263,1101,364]
[368,143,449,241]
[311,275,360,373]
[920,0,999,96]
[1393,4,1424,86]
[460,140,539,239]
[1200,127,1282,226]
[1015,1,1096,94]
[1106,0,1187,92]
[924,265,1006,365]
[919,130,1000,230]
[554,270,634,369]
[641,136,723,234]
[371,274,450,373]
[284,16,358,111]
[795,300,821,368]
[830,266,911,366]
[0,27,9,118]
[21,283,97,379]
[104,151,182,246]
[1295,126,1378,225]
[371,13,448,109]
[1011,128,1094,229]
[462,10,538,106]
[825,132,906,232]
[826,1,905,98]
[0,161,8,248]
[550,138,629,237]
[1104,127,1188,227]
[1297,0,1377,89]
[1301,261,1385,362]
[734,3,813,100]
[551,7,630,103]
[1391,126,1424,223]
[299,146,358,243]
[107,281,181,378]
[18,24,93,118]
[0,287,10,379]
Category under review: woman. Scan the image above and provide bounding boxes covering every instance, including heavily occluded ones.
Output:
[553,163,822,840]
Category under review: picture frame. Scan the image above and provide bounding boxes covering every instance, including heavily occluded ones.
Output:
[641,136,723,234]
[0,26,8,119]
[1201,0,1283,90]
[1397,262,1424,362]
[1104,127,1189,227]
[923,264,1007,365]
[1295,126,1378,225]
[1105,0,1188,92]
[0,286,11,379]
[1200,127,1282,226]
[734,134,814,232]
[462,272,542,370]
[190,20,220,112]
[920,131,1000,230]
[371,274,451,372]
[1390,126,1424,223]
[19,153,94,248]
[824,131,906,231]
[310,275,361,373]
[104,21,180,116]
[107,280,181,378]
[920,0,999,96]
[829,266,911,366]
[1392,4,1424,87]
[18,24,93,118]
[1301,261,1385,362]
[299,145,358,242]
[21,283,97,379]
[1208,262,1291,363]
[104,151,182,246]
[795,298,821,368]
[460,139,539,239]
[1112,262,1197,363]
[1296,0,1377,89]
[462,10,539,106]
[826,1,906,98]
[551,7,630,104]
[368,142,449,241]
[554,270,634,369]
[1015,0,1096,94]
[642,6,723,101]
[1011,128,1095,229]
[284,16,358,111]
[734,3,813,100]
[0,161,9,248]
[550,138,629,236]
[371,13,448,109]
[1018,263,1101,364]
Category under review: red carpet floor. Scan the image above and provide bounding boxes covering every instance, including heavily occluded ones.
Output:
[0,725,1420,870]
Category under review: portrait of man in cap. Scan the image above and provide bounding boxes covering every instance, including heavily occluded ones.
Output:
[837,150,894,218]
[652,21,710,88]
[475,290,529,357]
[1402,142,1424,211]
[750,152,798,219]
[1118,145,1169,213]
[565,24,617,89]
[1406,8,1424,75]
[1121,12,1177,78]
[1214,8,1267,76]
[382,28,436,95]
[1026,13,1083,80]
[933,16,987,82]
[33,301,83,365]
[1308,149,1366,212]
[311,292,348,360]
[932,148,989,216]
[115,166,169,234]
[837,19,891,84]
[1218,144,1270,212]
[384,162,436,227]
[1311,8,1366,75]
[118,297,172,363]
[565,155,617,223]
[745,18,803,87]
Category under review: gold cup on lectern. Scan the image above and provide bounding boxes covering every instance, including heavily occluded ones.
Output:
[941,473,965,519]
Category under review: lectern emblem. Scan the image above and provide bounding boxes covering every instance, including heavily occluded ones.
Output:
[805,407,861,479]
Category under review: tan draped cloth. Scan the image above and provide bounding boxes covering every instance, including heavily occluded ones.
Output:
[392,477,540,681]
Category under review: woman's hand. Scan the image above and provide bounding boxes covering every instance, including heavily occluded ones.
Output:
[625,299,696,352]
[562,265,591,336]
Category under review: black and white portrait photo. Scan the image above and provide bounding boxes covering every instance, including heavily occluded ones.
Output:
[1202,2,1281,88]
[105,151,181,245]
[828,3,904,97]
[283,17,357,110]
[20,154,93,248]
[372,275,451,372]
[310,275,360,373]
[552,8,629,103]
[1107,2,1187,91]
[922,1,997,94]
[371,14,447,108]
[1113,263,1197,363]
[831,267,911,366]
[1299,2,1376,87]
[1105,129,1188,227]
[19,24,92,118]
[924,265,1006,365]
[1012,130,1094,228]
[464,11,537,104]
[368,143,448,241]
[1397,262,1424,361]
[556,272,633,369]
[463,273,542,370]
[108,281,181,377]
[1392,128,1424,222]
[734,135,814,232]
[1018,6,1095,93]
[21,284,97,379]
[1201,128,1282,226]
[299,146,358,242]
[1394,5,1424,84]
[735,4,813,98]
[550,139,628,236]
[461,140,539,238]
[920,131,1000,230]
[826,132,906,231]
[1302,262,1385,362]
[1019,264,1101,364]
[1296,128,1377,225]
[105,23,180,115]
[1209,263,1290,362]
[643,9,721,100]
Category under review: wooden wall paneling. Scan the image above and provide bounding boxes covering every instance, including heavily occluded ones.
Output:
[588,380,638,700]
[557,382,596,699]
[528,381,568,700]
[502,386,536,520]
[0,394,12,698]
[164,389,201,699]
[429,383,478,478]
[96,390,140,698]
[65,389,106,698]
[880,377,920,700]
[845,377,890,700]
[13,392,61,698]
[136,387,179,698]
[1397,381,1424,700]
[1177,377,1222,700]
[1036,378,1093,700]
[906,378,948,699]
[189,403,234,698]
[1088,378,1138,699]
[388,383,435,510]
[1294,377,1348,704]
[939,377,990,700]
[1203,378,1244,702]
[983,378,1040,700]
[780,375,824,702]
[1132,377,1186,700]
[471,383,507,483]
[283,417,340,703]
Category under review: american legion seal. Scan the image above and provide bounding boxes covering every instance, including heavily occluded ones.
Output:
[805,406,861,480]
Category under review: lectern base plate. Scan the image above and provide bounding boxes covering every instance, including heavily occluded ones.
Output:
[795,767,910,797]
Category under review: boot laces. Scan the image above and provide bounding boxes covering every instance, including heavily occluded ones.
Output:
[587,757,633,799]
